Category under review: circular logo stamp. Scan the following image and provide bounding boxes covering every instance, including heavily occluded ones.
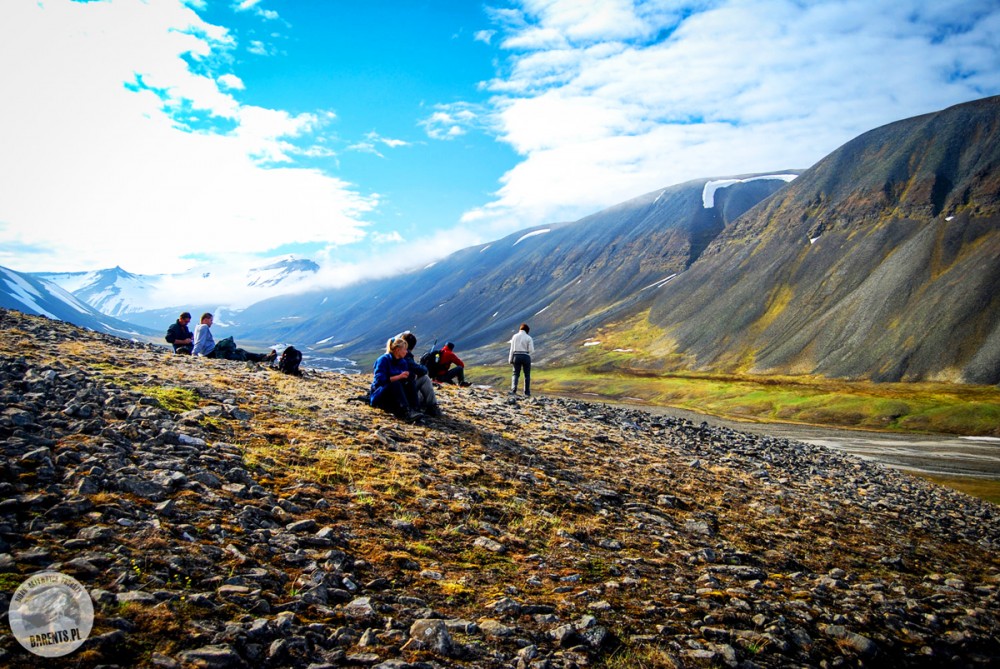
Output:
[8,571,94,657]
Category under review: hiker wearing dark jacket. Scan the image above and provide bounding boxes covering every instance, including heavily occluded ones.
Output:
[370,335,420,420]
[165,312,193,354]
[401,332,440,416]
[436,342,470,386]
[509,323,534,396]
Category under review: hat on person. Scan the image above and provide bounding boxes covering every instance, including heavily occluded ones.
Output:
[444,342,455,350]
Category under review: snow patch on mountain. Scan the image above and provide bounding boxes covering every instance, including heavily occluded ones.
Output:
[47,283,90,314]
[641,274,677,291]
[702,174,798,208]
[514,229,551,246]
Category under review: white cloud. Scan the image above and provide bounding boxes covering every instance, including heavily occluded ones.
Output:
[247,39,271,56]
[474,29,497,44]
[420,102,491,140]
[235,0,278,21]
[459,0,1000,233]
[218,73,245,90]
[371,231,404,244]
[0,0,374,274]
[347,132,412,158]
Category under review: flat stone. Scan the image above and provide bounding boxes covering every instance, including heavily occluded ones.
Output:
[177,644,242,668]
[473,536,505,553]
[286,519,318,533]
[116,591,158,605]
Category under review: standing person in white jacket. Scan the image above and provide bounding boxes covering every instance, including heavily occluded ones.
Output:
[508,323,535,396]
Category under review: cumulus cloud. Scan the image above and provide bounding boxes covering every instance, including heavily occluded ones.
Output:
[459,0,1000,231]
[0,0,374,274]
[218,73,245,90]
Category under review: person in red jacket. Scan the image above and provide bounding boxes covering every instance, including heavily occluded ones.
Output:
[436,342,471,387]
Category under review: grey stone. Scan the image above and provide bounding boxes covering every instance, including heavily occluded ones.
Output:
[409,618,456,656]
[474,536,505,553]
[116,591,158,605]
[177,644,242,668]
[344,596,375,619]
[479,618,515,638]
[286,518,318,533]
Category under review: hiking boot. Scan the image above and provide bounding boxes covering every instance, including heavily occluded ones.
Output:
[460,381,472,387]
[264,349,277,364]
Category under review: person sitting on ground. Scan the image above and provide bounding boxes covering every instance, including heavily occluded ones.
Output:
[165,311,193,354]
[509,322,535,396]
[191,312,274,362]
[370,335,421,420]
[435,341,471,387]
[401,331,440,416]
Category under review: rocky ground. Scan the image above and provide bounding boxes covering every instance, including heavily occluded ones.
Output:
[0,308,998,668]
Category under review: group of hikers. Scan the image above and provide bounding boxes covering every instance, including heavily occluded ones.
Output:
[369,333,467,421]
[165,310,536,421]
[369,323,535,421]
[165,312,276,363]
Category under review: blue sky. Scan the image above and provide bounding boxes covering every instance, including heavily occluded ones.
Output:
[1,0,998,302]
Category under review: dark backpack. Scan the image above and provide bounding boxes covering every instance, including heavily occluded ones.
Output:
[214,336,239,359]
[278,346,303,375]
[419,349,442,377]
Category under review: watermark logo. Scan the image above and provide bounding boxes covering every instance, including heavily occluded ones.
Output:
[8,571,94,657]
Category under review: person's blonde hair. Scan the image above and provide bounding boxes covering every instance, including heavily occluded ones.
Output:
[386,335,409,354]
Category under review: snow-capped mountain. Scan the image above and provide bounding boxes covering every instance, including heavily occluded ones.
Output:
[246,257,319,288]
[0,265,155,337]
[36,266,157,319]
[35,256,322,329]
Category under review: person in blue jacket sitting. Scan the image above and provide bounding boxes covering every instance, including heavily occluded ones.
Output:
[370,335,421,420]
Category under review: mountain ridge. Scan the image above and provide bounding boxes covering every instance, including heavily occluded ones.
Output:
[648,95,1000,383]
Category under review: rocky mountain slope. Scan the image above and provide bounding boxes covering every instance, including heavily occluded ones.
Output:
[648,95,1000,383]
[1,308,998,668]
[236,174,796,360]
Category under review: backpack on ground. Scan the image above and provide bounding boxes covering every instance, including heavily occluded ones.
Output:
[419,349,442,377]
[278,346,303,375]
[214,336,238,359]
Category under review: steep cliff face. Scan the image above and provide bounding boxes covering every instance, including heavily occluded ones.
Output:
[649,96,1000,383]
